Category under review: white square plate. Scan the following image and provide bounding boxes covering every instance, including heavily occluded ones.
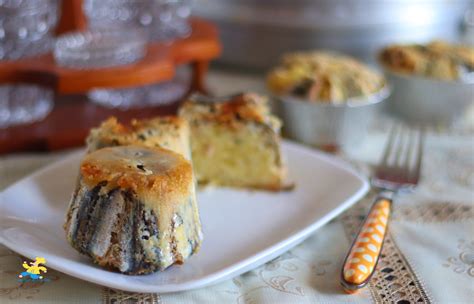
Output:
[0,141,368,293]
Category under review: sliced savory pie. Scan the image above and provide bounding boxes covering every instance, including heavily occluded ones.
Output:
[86,116,191,160]
[179,93,288,190]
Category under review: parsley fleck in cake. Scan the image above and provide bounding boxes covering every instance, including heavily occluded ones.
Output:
[179,93,288,190]
[86,116,191,160]
[64,145,202,274]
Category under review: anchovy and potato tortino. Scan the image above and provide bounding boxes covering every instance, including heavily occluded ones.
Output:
[267,51,385,103]
[65,92,290,275]
[64,146,202,275]
[179,93,288,190]
[380,40,474,81]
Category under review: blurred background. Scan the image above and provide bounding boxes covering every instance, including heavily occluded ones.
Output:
[0,0,473,155]
[194,0,473,69]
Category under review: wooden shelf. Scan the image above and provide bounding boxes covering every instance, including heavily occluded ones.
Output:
[0,18,221,94]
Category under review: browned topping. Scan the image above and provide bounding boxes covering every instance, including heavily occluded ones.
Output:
[267,51,385,102]
[130,116,184,130]
[179,93,280,131]
[91,116,185,139]
[380,45,425,74]
[380,41,474,81]
[216,94,266,123]
[80,145,193,202]
[86,115,191,161]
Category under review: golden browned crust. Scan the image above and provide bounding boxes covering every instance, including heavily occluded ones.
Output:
[95,116,185,135]
[80,145,193,206]
[179,93,281,132]
[267,51,385,102]
[380,40,474,81]
[86,116,190,158]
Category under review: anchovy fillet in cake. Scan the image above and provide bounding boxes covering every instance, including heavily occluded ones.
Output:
[64,146,202,274]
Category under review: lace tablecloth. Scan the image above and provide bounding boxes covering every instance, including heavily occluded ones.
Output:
[1,71,473,303]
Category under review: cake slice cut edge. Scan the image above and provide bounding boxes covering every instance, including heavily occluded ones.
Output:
[179,92,293,191]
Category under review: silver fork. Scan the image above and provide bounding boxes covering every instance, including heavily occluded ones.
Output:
[340,125,424,293]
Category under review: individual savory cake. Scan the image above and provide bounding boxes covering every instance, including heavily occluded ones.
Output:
[64,145,202,274]
[267,51,386,103]
[179,93,288,190]
[86,116,191,160]
[380,40,474,81]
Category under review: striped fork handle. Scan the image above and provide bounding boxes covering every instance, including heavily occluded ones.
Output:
[340,194,392,293]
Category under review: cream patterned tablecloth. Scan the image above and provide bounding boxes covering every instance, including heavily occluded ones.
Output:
[1,71,473,303]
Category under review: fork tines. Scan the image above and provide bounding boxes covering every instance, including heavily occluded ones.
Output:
[376,125,424,187]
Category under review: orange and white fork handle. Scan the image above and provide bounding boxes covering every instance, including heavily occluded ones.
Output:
[340,192,393,293]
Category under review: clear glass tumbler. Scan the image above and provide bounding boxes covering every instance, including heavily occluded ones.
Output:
[0,0,59,128]
[84,0,193,42]
[88,75,189,109]
[0,0,59,60]
[83,0,154,30]
[54,29,148,69]
[0,84,54,128]
[151,0,192,41]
